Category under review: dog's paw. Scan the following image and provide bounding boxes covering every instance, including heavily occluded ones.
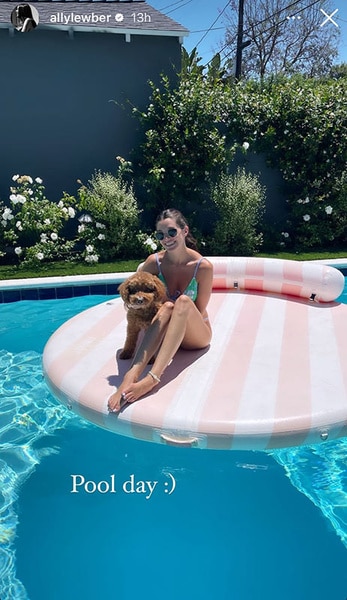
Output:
[119,349,134,360]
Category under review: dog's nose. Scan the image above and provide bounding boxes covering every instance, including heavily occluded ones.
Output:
[134,296,144,304]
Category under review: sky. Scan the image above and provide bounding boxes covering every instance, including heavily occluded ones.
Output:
[150,0,347,67]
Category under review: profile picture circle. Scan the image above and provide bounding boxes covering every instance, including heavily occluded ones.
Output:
[11,4,39,32]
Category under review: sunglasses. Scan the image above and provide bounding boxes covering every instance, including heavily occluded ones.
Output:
[155,228,179,241]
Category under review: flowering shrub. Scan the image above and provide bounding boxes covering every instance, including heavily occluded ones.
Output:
[137,233,158,255]
[0,175,77,267]
[133,49,236,221]
[65,171,142,261]
[209,169,265,255]
[224,75,347,248]
[132,52,345,249]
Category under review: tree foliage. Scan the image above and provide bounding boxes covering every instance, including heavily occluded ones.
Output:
[222,0,340,79]
[132,49,346,251]
[132,48,236,227]
[223,74,347,247]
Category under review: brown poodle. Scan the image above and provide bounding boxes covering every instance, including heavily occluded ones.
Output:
[118,271,167,360]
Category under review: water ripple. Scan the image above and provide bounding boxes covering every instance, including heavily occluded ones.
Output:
[271,439,347,548]
[0,349,88,600]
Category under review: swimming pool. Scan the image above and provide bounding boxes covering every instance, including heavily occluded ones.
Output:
[1,277,347,600]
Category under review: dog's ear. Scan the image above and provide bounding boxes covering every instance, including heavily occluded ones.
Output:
[118,280,128,301]
[154,276,167,302]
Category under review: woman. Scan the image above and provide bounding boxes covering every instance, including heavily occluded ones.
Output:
[11,4,37,32]
[108,208,213,412]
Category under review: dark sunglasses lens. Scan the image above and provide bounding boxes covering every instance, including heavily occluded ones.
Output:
[155,228,178,241]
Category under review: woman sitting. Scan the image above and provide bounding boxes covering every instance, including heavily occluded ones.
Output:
[108,208,213,412]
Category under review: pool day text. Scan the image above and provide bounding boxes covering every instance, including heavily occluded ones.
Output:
[70,473,176,500]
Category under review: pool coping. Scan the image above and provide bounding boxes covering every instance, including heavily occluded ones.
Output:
[0,258,346,303]
[0,272,134,303]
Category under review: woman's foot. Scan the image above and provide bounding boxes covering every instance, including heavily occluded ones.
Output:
[108,373,138,413]
[109,371,160,412]
[123,372,160,403]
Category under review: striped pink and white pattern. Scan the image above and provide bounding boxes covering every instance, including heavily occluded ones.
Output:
[43,259,347,450]
[209,256,344,302]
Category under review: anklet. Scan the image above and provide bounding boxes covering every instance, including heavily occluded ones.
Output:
[148,370,161,384]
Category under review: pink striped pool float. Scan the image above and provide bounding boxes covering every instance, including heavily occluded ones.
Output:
[43,257,347,450]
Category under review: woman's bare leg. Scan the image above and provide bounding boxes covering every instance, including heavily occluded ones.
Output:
[108,302,174,412]
[121,295,211,403]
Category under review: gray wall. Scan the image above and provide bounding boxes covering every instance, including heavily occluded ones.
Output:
[231,149,289,225]
[0,27,181,201]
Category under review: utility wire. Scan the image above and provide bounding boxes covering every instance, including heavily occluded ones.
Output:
[157,0,192,12]
[241,0,324,38]
[161,0,193,16]
[195,0,232,47]
[217,0,325,65]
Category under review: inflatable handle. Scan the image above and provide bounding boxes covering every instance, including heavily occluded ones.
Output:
[208,257,344,302]
[160,433,199,447]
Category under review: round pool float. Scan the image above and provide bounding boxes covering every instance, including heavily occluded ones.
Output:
[43,257,347,450]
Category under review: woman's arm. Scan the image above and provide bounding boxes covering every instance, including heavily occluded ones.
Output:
[195,260,213,315]
[137,254,159,275]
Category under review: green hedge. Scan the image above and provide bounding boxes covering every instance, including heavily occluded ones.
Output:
[133,52,347,251]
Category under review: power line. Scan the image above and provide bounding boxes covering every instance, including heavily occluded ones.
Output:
[157,0,191,12]
[242,0,323,38]
[195,0,231,48]
[217,0,325,66]
[190,26,226,34]
[161,0,194,16]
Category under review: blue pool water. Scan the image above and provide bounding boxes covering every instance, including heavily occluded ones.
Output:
[1,283,347,600]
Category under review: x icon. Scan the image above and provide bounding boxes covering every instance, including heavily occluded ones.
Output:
[320,8,339,28]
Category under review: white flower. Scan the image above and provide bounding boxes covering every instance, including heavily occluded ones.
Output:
[325,205,333,215]
[242,141,250,151]
[68,207,75,218]
[12,174,19,181]
[17,195,26,204]
[85,254,99,263]
[62,207,68,214]
[1,220,7,227]
[2,208,13,220]
[16,220,23,231]
[297,198,303,204]
[35,177,43,184]
[14,246,22,255]
[36,252,44,260]
[86,245,94,253]
[281,232,289,238]
[304,197,310,204]
[24,176,33,184]
[44,218,51,225]
[78,224,85,233]
[28,189,33,196]
[10,194,18,203]
[58,200,64,208]
[96,222,106,229]
[40,233,48,242]
[144,237,157,251]
[50,232,58,241]
[97,234,106,240]
[303,214,311,222]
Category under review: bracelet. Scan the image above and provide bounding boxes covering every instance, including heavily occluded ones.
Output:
[148,370,161,383]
